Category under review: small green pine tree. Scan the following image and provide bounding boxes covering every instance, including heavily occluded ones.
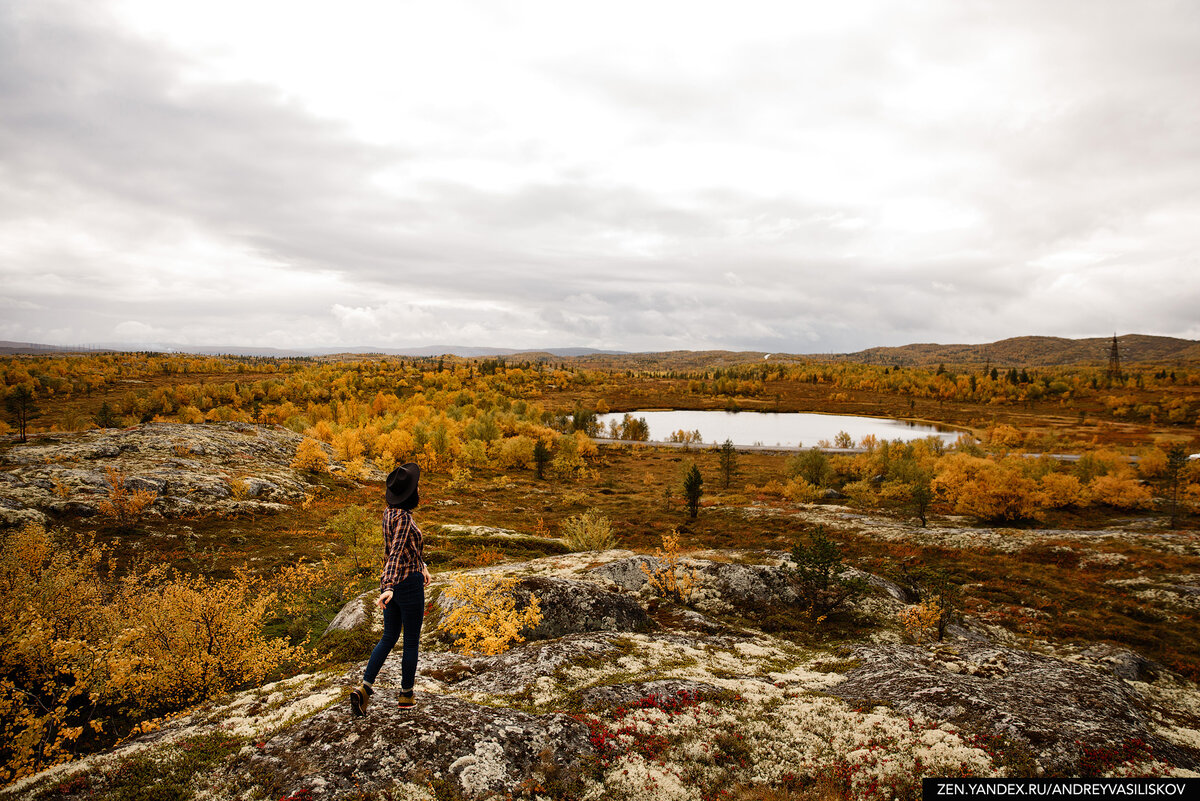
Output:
[683,463,703,519]
[718,439,738,489]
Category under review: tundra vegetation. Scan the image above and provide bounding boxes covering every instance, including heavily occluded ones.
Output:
[0,349,1199,794]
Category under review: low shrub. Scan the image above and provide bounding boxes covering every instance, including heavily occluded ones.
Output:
[561,511,617,552]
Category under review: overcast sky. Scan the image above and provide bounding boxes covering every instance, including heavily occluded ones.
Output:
[1,0,1197,353]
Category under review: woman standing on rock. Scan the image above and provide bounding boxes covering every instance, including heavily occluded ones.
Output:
[350,462,431,716]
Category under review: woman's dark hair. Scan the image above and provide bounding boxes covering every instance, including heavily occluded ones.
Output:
[391,490,419,511]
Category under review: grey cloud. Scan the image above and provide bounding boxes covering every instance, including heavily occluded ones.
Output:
[1,0,1197,353]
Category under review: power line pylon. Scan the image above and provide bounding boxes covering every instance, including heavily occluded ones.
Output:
[1107,334,1122,382]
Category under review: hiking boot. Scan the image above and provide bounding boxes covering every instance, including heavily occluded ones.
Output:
[397,689,416,709]
[350,686,371,717]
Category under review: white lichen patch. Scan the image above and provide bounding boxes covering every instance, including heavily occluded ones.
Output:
[580,685,1003,801]
[213,673,344,738]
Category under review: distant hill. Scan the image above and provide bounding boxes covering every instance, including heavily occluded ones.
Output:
[0,341,104,355]
[4,336,1197,367]
[831,335,1200,367]
[0,341,624,359]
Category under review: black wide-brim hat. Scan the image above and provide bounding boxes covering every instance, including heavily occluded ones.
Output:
[385,462,421,507]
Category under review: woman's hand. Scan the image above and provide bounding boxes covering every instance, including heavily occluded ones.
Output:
[421,564,432,587]
[376,590,393,610]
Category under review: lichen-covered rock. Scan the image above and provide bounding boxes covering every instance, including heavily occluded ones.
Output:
[573,679,727,712]
[212,678,594,800]
[0,422,337,524]
[425,632,638,696]
[323,590,377,637]
[426,574,652,647]
[829,642,1199,775]
[511,576,652,641]
[592,553,802,611]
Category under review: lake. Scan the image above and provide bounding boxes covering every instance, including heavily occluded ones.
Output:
[595,410,961,449]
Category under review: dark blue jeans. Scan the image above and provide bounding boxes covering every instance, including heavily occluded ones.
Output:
[363,571,423,689]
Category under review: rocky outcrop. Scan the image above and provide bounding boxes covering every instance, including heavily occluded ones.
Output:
[0,422,332,525]
[216,677,594,799]
[8,551,1200,799]
[510,576,653,641]
[829,642,1199,775]
[589,553,909,611]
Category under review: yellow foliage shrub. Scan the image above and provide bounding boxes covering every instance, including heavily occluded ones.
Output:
[291,438,329,472]
[437,573,542,655]
[1075,448,1134,482]
[842,479,878,506]
[1185,483,1200,512]
[342,457,371,481]
[1137,447,1169,479]
[459,438,489,468]
[784,477,821,503]
[97,467,157,529]
[986,424,1023,449]
[1087,475,1153,510]
[750,479,788,499]
[307,419,334,443]
[495,435,536,469]
[898,600,941,644]
[375,429,416,464]
[446,466,473,490]
[931,453,1043,521]
[228,476,252,500]
[1039,472,1084,508]
[0,524,303,782]
[640,530,696,603]
[561,510,617,551]
[332,429,365,461]
[110,567,304,709]
[0,524,108,782]
[176,405,205,424]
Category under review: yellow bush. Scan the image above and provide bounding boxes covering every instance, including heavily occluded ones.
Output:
[1185,483,1200,512]
[0,524,109,782]
[459,438,490,468]
[291,438,329,472]
[437,573,542,655]
[1,523,312,781]
[306,419,334,443]
[495,435,536,469]
[932,453,1043,521]
[1039,472,1084,508]
[228,476,252,500]
[898,600,941,644]
[1138,447,1169,479]
[750,479,788,499]
[97,467,157,529]
[561,510,617,551]
[176,405,204,424]
[108,566,303,710]
[343,457,372,481]
[1087,475,1153,510]
[784,477,821,503]
[842,479,878,506]
[1075,448,1134,482]
[986,424,1024,449]
[639,530,696,603]
[332,429,365,461]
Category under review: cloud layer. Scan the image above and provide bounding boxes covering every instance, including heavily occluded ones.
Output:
[1,0,1198,352]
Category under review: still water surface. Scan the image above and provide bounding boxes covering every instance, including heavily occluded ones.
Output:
[596,410,959,448]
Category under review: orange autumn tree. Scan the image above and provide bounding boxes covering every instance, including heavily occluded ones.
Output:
[0,523,305,784]
[931,453,1043,521]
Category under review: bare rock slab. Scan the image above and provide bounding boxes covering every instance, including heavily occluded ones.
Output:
[830,642,1199,775]
[217,688,593,799]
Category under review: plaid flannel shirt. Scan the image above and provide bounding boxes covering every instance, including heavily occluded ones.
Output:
[379,507,424,593]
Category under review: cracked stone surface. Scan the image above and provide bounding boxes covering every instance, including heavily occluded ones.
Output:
[0,422,329,524]
[828,642,1198,774]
